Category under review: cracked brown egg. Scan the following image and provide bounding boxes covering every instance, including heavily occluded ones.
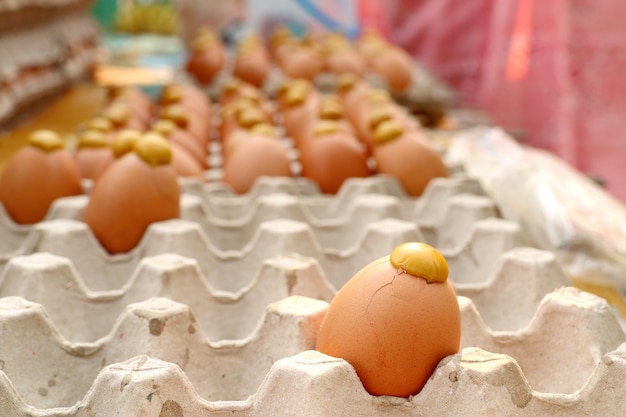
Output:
[316,242,461,397]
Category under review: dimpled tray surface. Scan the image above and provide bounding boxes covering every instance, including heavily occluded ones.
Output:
[1,175,624,416]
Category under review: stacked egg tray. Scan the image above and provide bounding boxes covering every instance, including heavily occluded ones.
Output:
[2,171,626,417]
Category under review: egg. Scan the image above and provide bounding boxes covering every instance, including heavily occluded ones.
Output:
[73,130,115,181]
[111,129,142,159]
[233,35,270,88]
[0,130,83,224]
[278,45,324,81]
[222,122,277,162]
[100,102,147,132]
[316,242,461,397]
[160,104,210,146]
[299,120,371,194]
[221,132,292,194]
[185,29,225,85]
[219,101,269,144]
[356,32,414,93]
[151,119,208,168]
[372,120,448,196]
[370,47,414,93]
[160,84,212,122]
[316,95,355,137]
[323,36,366,76]
[106,85,154,123]
[279,79,320,146]
[220,80,275,123]
[82,133,180,254]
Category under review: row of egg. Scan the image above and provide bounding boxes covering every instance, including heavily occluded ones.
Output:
[186,26,415,95]
[0,70,450,244]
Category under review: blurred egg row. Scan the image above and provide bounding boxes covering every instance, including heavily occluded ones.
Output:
[0,69,449,255]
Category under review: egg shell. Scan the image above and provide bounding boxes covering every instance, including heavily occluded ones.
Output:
[221,127,257,161]
[101,102,147,133]
[169,141,206,181]
[299,131,371,194]
[107,86,154,123]
[164,127,209,168]
[219,104,270,144]
[186,46,225,85]
[278,47,324,81]
[82,152,180,254]
[370,47,414,93]
[160,84,213,122]
[160,105,210,146]
[0,145,83,224]
[354,103,422,153]
[325,49,366,76]
[373,131,448,197]
[74,147,115,181]
[281,92,321,147]
[219,79,261,107]
[233,50,270,89]
[221,136,292,194]
[316,255,461,397]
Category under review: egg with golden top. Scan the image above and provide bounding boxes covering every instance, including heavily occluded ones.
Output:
[316,242,461,397]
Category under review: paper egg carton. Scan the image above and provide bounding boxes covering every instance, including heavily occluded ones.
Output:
[1,244,625,415]
[0,174,515,291]
[2,170,624,415]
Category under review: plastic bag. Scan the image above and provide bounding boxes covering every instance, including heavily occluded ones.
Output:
[448,126,626,292]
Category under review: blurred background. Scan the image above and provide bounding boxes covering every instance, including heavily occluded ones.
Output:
[88,0,626,201]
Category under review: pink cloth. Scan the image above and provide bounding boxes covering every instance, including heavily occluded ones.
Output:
[361,0,626,201]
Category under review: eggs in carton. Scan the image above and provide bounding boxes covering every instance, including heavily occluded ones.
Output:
[0,175,521,295]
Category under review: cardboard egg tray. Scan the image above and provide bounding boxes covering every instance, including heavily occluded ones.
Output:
[2,171,626,416]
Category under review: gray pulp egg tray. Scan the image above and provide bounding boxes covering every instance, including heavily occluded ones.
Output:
[1,175,625,416]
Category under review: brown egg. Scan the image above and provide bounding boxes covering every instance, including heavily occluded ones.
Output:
[299,121,371,194]
[370,47,414,93]
[222,122,278,163]
[233,36,270,88]
[220,79,275,122]
[160,104,209,146]
[336,74,373,126]
[278,45,324,81]
[316,242,461,397]
[101,102,147,132]
[151,119,208,168]
[144,130,205,181]
[106,85,154,123]
[221,133,292,194]
[185,30,225,85]
[354,99,420,153]
[279,79,320,146]
[73,130,115,181]
[82,133,180,254]
[0,130,83,224]
[268,25,294,59]
[160,84,212,122]
[372,121,448,196]
[219,101,268,144]
[111,129,142,159]
[316,95,355,137]
[323,35,366,76]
